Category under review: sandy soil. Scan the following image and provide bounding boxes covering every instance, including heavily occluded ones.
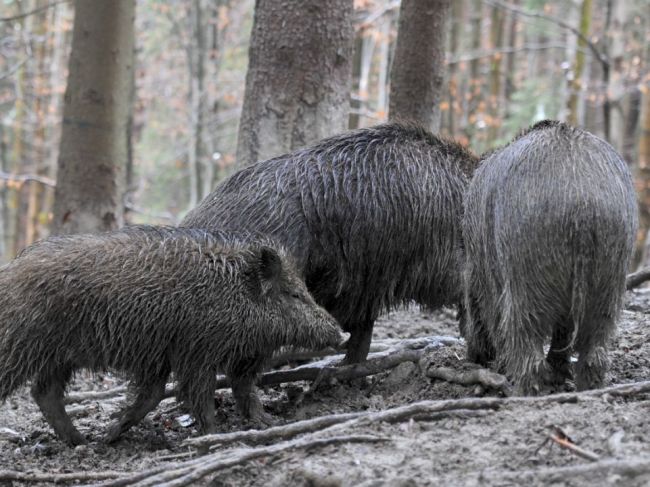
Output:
[1,291,649,486]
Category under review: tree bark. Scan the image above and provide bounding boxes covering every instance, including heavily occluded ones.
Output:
[235,0,354,168]
[567,0,593,126]
[187,0,208,210]
[446,0,464,136]
[388,0,451,132]
[637,90,650,267]
[465,0,483,144]
[605,0,627,149]
[25,0,51,246]
[487,5,505,143]
[51,0,135,235]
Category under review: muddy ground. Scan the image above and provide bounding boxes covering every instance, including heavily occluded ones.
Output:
[1,290,650,486]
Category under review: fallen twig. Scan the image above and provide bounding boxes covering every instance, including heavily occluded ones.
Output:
[424,366,511,394]
[93,435,389,487]
[546,426,600,462]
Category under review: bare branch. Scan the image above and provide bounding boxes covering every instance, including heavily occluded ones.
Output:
[0,0,69,22]
[0,58,28,81]
[484,0,609,69]
[0,171,56,188]
[356,0,400,30]
[447,43,588,65]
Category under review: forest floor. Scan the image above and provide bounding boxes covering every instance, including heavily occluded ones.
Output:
[1,290,650,486]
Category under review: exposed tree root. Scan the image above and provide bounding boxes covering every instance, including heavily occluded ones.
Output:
[424,366,511,394]
[185,379,650,450]
[64,387,128,404]
[485,457,650,482]
[184,412,366,450]
[0,470,122,483]
[95,435,389,487]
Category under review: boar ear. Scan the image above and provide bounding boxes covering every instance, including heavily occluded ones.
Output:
[256,246,283,296]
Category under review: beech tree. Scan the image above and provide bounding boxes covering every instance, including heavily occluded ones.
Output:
[388,0,451,132]
[51,0,135,235]
[235,0,354,167]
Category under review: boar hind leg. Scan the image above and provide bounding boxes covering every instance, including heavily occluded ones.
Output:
[499,312,550,395]
[575,314,614,391]
[105,373,168,443]
[343,320,374,364]
[463,295,496,366]
[546,323,574,387]
[31,368,85,446]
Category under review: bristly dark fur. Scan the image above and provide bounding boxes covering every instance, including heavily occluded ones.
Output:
[182,122,479,363]
[0,225,340,445]
[463,120,638,394]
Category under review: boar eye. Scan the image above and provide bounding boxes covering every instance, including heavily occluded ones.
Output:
[290,292,302,300]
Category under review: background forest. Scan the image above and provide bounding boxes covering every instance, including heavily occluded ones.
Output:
[0,0,648,264]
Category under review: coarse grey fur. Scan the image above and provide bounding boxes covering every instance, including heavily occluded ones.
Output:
[463,120,638,394]
[182,122,479,363]
[0,226,341,446]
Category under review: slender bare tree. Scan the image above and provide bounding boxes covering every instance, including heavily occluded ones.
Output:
[235,0,354,168]
[51,0,135,235]
[388,0,451,132]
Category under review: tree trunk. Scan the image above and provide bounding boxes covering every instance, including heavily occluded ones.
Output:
[187,0,207,209]
[376,13,391,120]
[235,0,354,168]
[388,0,451,132]
[446,0,463,137]
[465,0,482,143]
[41,2,71,235]
[637,91,650,266]
[504,1,518,104]
[605,0,626,149]
[0,124,7,262]
[567,0,593,126]
[25,1,51,246]
[51,0,135,235]
[487,5,505,143]
[10,2,27,255]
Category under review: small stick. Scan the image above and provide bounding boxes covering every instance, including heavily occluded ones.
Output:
[548,427,600,462]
